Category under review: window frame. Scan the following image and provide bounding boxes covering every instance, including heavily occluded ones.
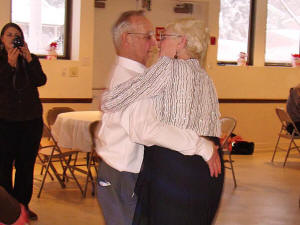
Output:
[264,0,299,67]
[217,0,299,67]
[10,0,72,60]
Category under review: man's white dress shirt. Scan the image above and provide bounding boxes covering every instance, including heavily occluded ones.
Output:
[96,56,213,173]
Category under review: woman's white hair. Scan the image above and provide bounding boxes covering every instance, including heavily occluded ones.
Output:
[167,18,209,65]
[111,10,145,52]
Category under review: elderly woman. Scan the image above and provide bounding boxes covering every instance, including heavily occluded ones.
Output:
[102,18,224,225]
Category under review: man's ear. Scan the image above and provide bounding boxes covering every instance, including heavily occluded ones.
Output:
[121,32,129,46]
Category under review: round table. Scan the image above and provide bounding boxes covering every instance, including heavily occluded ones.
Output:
[51,111,102,152]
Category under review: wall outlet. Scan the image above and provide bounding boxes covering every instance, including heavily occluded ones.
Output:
[69,66,79,77]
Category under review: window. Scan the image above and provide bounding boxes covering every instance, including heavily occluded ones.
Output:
[217,0,251,63]
[217,0,300,66]
[11,0,71,58]
[265,0,300,64]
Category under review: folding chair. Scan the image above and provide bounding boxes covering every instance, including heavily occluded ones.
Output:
[37,123,83,198]
[220,117,237,188]
[38,107,75,176]
[46,107,75,128]
[83,120,101,197]
[37,125,55,180]
[271,108,300,167]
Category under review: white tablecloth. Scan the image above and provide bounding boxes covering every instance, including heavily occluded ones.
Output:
[51,111,102,152]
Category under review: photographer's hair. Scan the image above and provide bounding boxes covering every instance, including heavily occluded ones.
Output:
[112,10,145,53]
[0,23,24,53]
[166,18,209,66]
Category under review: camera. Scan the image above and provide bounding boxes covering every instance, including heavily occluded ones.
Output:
[12,36,24,48]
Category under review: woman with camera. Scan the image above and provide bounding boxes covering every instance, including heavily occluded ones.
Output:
[0,23,47,221]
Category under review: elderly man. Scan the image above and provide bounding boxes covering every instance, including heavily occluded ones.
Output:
[96,10,221,225]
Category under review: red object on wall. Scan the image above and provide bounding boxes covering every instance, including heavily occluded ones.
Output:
[155,27,165,41]
[210,36,216,45]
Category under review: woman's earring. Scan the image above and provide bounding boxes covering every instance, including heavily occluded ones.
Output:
[0,43,4,51]
[174,50,178,59]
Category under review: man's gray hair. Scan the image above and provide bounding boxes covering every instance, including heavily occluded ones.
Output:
[112,10,145,52]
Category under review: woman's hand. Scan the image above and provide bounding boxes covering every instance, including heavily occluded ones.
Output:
[7,47,20,68]
[20,42,32,63]
[207,144,221,178]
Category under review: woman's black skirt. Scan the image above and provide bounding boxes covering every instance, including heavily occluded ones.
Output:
[133,145,225,225]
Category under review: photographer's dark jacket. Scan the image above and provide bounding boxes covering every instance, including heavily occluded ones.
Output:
[0,52,47,121]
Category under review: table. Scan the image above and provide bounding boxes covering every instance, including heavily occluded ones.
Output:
[51,111,102,152]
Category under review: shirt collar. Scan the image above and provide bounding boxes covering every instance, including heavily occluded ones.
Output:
[117,56,146,73]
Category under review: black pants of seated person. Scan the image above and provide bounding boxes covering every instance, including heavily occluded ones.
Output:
[287,122,300,135]
[133,146,225,225]
[0,185,21,224]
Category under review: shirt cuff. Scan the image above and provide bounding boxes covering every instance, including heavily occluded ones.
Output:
[196,138,214,161]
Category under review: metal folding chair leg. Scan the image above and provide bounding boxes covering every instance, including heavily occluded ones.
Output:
[83,152,97,197]
[60,153,84,196]
[37,149,66,198]
[64,164,84,196]
[271,128,283,162]
[283,140,294,167]
[39,155,55,180]
[229,154,237,188]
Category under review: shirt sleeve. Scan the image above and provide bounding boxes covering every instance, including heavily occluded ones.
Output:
[101,57,173,112]
[120,99,214,161]
[27,54,47,87]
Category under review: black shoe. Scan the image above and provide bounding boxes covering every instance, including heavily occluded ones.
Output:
[27,209,38,221]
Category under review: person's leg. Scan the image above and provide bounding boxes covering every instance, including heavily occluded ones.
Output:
[96,161,138,225]
[287,123,294,134]
[295,121,300,134]
[139,146,225,225]
[0,120,17,196]
[0,186,20,224]
[287,122,300,135]
[13,118,43,220]
[0,186,29,225]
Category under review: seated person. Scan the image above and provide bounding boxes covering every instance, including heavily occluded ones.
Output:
[0,186,28,225]
[286,84,300,135]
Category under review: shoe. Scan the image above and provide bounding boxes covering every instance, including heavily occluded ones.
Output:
[27,208,38,221]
